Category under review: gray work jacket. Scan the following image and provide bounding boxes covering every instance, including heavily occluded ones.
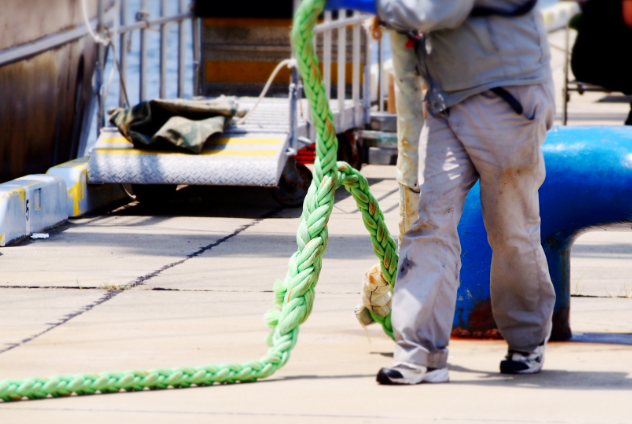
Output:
[376,0,552,112]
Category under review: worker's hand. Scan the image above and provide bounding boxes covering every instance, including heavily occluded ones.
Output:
[325,0,377,14]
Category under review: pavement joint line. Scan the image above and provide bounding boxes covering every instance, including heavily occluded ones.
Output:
[0,285,363,295]
[0,406,624,423]
[0,286,365,296]
[121,207,281,289]
[0,207,281,356]
[2,285,630,299]
[0,290,118,356]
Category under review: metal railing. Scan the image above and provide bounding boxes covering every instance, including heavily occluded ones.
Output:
[1,1,382,156]
[313,10,371,131]
[94,0,200,133]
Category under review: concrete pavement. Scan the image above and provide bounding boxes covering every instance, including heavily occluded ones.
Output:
[1,165,631,423]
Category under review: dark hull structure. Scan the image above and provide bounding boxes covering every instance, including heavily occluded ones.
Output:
[0,0,98,183]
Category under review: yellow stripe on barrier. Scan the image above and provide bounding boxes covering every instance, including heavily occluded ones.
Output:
[208,138,284,146]
[101,137,132,144]
[94,148,278,157]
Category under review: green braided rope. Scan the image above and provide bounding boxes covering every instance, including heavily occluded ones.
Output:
[0,0,397,402]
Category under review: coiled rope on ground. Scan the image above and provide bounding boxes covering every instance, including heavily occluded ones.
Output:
[0,0,397,401]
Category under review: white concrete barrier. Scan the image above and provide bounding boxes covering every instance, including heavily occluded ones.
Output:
[0,175,67,246]
[47,157,129,218]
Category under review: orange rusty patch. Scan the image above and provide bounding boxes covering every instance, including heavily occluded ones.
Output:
[468,300,496,332]
[287,289,293,302]
[383,257,389,269]
[326,118,334,136]
[451,328,504,340]
[310,63,320,79]
[369,201,375,215]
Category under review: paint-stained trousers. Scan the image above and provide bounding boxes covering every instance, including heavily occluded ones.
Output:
[393,82,557,369]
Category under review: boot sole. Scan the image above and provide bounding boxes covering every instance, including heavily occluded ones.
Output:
[376,368,449,385]
[500,360,543,374]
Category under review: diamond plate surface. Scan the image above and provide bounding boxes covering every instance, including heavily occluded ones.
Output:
[89,154,282,186]
[88,130,288,187]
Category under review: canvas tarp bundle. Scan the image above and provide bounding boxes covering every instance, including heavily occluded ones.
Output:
[109,97,238,154]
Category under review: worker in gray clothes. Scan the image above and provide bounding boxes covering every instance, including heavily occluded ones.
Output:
[326,0,556,384]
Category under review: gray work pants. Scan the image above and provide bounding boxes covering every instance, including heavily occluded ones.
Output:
[393,82,557,369]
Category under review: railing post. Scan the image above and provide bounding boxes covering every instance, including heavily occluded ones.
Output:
[323,11,332,100]
[177,0,187,98]
[352,11,361,128]
[119,0,128,107]
[378,36,384,112]
[337,10,346,130]
[363,26,371,124]
[159,0,168,99]
[192,16,201,97]
[96,0,105,135]
[138,0,148,101]
[289,67,299,153]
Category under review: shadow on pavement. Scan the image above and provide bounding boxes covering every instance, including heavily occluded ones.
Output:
[20,231,379,259]
[448,364,632,390]
[568,332,632,345]
[89,176,389,220]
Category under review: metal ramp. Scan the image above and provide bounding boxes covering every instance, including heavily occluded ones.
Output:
[88,95,363,188]
[88,128,288,187]
[235,97,366,141]
[86,7,370,190]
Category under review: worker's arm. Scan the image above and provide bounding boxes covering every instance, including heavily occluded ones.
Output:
[325,0,474,32]
[623,0,632,29]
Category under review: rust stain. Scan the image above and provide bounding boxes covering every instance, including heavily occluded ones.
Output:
[369,201,375,215]
[310,63,320,79]
[326,118,334,136]
[551,306,572,341]
[383,257,389,269]
[467,300,497,332]
[451,327,504,340]
[0,34,96,182]
[545,236,562,250]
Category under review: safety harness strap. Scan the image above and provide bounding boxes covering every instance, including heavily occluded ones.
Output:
[490,87,524,115]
